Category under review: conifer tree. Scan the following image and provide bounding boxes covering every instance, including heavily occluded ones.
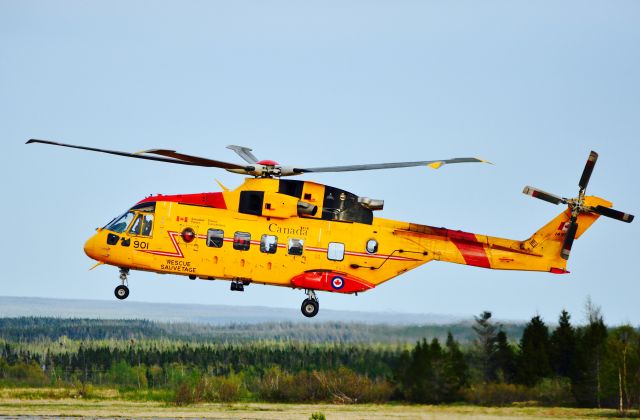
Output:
[517,315,551,386]
[406,339,430,403]
[427,338,445,402]
[572,299,608,407]
[550,309,576,378]
[444,332,468,400]
[472,311,498,382]
[402,337,454,404]
[491,331,516,383]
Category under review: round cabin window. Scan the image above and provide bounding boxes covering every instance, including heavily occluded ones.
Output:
[366,239,378,254]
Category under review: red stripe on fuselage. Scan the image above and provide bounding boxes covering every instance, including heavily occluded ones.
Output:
[137,192,227,209]
[448,230,491,268]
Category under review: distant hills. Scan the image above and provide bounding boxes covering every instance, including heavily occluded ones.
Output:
[0,296,527,344]
[0,295,467,325]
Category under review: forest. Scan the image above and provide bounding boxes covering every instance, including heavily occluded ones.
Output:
[0,317,524,344]
[0,303,638,412]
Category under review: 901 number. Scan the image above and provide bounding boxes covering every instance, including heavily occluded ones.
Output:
[133,241,148,249]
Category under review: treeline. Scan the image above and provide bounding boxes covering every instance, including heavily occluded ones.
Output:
[1,341,402,404]
[0,305,638,411]
[402,309,640,411]
[1,341,400,381]
[0,317,524,344]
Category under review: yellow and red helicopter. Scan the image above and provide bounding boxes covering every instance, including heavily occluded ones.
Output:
[27,140,634,317]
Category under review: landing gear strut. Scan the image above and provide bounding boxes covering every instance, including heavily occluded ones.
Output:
[301,289,319,318]
[115,268,129,300]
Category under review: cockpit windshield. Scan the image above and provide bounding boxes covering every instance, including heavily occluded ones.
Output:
[104,202,156,234]
[104,211,135,233]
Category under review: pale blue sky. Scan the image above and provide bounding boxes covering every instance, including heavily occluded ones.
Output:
[1,1,639,324]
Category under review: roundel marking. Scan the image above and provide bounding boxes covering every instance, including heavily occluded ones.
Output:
[331,276,345,290]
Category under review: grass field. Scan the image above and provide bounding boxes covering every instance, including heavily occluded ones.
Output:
[0,388,631,419]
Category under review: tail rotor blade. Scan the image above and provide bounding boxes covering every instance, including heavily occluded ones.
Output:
[592,205,635,223]
[522,186,565,205]
[560,218,579,260]
[578,151,598,192]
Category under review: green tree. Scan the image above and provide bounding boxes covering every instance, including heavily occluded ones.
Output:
[572,299,608,407]
[404,339,430,402]
[107,360,139,388]
[444,332,468,400]
[472,311,498,382]
[491,331,516,383]
[517,315,551,386]
[402,338,449,403]
[550,310,576,379]
[601,326,639,412]
[427,338,446,402]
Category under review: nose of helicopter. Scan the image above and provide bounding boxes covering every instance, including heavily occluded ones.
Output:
[83,234,99,260]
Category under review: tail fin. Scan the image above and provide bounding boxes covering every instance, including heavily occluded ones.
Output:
[521,196,612,271]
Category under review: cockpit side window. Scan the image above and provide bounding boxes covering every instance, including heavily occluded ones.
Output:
[129,213,154,237]
[105,211,135,233]
[141,214,154,236]
[129,215,143,235]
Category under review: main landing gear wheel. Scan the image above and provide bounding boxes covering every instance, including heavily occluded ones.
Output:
[114,285,129,300]
[301,299,319,318]
[301,289,319,318]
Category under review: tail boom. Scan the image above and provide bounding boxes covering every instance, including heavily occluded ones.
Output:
[393,196,612,274]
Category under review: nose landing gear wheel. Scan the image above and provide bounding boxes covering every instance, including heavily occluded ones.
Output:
[301,298,319,318]
[115,285,129,300]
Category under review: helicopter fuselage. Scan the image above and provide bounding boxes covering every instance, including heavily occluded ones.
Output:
[84,177,598,303]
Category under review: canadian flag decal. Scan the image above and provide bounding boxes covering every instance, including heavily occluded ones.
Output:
[558,221,570,233]
[176,216,188,222]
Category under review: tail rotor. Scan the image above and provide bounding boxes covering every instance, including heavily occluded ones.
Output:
[523,150,634,260]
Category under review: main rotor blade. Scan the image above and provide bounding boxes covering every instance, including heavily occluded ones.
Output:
[140,149,249,170]
[294,157,489,174]
[226,145,259,164]
[522,186,566,205]
[27,139,212,167]
[578,150,598,192]
[560,217,578,260]
[592,205,635,223]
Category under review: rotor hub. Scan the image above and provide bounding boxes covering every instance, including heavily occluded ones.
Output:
[256,159,279,166]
